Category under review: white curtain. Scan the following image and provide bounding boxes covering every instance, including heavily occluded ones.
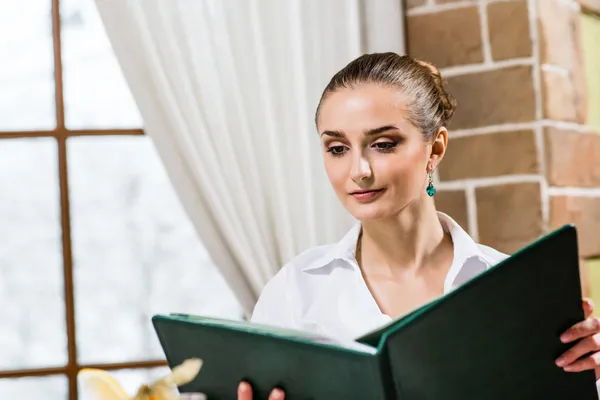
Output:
[94,0,405,316]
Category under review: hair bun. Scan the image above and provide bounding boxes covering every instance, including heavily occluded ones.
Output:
[416,60,456,123]
[317,52,457,140]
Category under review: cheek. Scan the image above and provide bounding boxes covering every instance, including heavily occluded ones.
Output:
[373,148,427,185]
[373,158,414,182]
[324,158,347,191]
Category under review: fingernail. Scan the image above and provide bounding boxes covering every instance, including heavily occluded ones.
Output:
[238,382,250,394]
[564,365,576,372]
[556,357,566,367]
[272,389,284,400]
[560,334,569,343]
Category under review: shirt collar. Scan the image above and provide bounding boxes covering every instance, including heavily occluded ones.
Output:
[438,212,488,265]
[301,212,489,272]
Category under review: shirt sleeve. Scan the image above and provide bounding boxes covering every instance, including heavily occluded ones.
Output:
[250,266,297,329]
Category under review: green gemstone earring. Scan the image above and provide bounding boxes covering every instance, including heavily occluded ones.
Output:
[426,171,436,197]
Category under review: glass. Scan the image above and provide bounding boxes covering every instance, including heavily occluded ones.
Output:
[61,0,143,129]
[0,138,67,369]
[69,136,242,364]
[0,375,68,400]
[589,258,600,315]
[581,12,600,131]
[0,0,55,131]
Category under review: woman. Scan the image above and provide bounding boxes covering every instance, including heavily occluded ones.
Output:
[238,53,600,400]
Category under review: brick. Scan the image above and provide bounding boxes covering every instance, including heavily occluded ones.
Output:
[476,182,543,254]
[447,66,536,129]
[434,190,469,231]
[550,196,600,257]
[488,1,532,61]
[407,0,426,8]
[544,128,600,187]
[440,130,539,181]
[541,69,579,122]
[537,1,589,124]
[436,0,476,3]
[537,0,578,69]
[407,7,483,68]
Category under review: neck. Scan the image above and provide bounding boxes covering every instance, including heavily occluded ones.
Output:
[359,199,447,272]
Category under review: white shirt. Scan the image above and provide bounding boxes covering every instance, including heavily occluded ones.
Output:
[251,214,600,393]
[251,212,508,340]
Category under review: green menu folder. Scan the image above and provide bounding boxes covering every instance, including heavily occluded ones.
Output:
[152,225,598,399]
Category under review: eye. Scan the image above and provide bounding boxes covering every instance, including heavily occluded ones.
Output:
[372,141,398,152]
[326,145,347,156]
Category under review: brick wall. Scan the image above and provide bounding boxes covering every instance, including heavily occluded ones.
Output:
[406,0,600,260]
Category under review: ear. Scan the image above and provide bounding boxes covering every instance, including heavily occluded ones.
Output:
[429,127,448,170]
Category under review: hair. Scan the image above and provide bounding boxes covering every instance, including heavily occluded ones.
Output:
[315,52,456,141]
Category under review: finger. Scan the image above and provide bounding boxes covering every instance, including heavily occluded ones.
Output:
[238,381,253,400]
[583,298,595,319]
[563,351,600,373]
[560,316,600,343]
[268,388,285,400]
[556,333,600,367]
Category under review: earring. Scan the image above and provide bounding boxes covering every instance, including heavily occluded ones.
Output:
[426,171,436,197]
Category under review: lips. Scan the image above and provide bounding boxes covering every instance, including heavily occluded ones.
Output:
[350,188,385,201]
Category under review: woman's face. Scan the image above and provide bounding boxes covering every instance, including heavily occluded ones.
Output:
[317,83,442,221]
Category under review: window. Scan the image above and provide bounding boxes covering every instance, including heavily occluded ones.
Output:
[581,11,600,131]
[580,9,600,310]
[0,1,242,399]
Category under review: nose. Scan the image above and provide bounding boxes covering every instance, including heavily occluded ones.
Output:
[350,154,372,184]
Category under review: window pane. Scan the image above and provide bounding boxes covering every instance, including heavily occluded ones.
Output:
[0,138,66,369]
[61,0,142,129]
[581,12,600,131]
[0,375,68,400]
[69,136,242,364]
[0,0,55,131]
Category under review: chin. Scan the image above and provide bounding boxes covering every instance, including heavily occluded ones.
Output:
[346,203,396,222]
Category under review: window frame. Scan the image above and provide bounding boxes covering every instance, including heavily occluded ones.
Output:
[0,1,166,399]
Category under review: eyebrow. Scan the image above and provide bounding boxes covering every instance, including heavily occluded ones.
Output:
[320,125,399,138]
[364,125,399,136]
[320,130,344,138]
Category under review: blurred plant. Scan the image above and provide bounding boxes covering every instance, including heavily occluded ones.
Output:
[78,358,203,400]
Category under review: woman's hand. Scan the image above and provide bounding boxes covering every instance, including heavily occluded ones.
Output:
[556,298,600,379]
[238,381,285,400]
